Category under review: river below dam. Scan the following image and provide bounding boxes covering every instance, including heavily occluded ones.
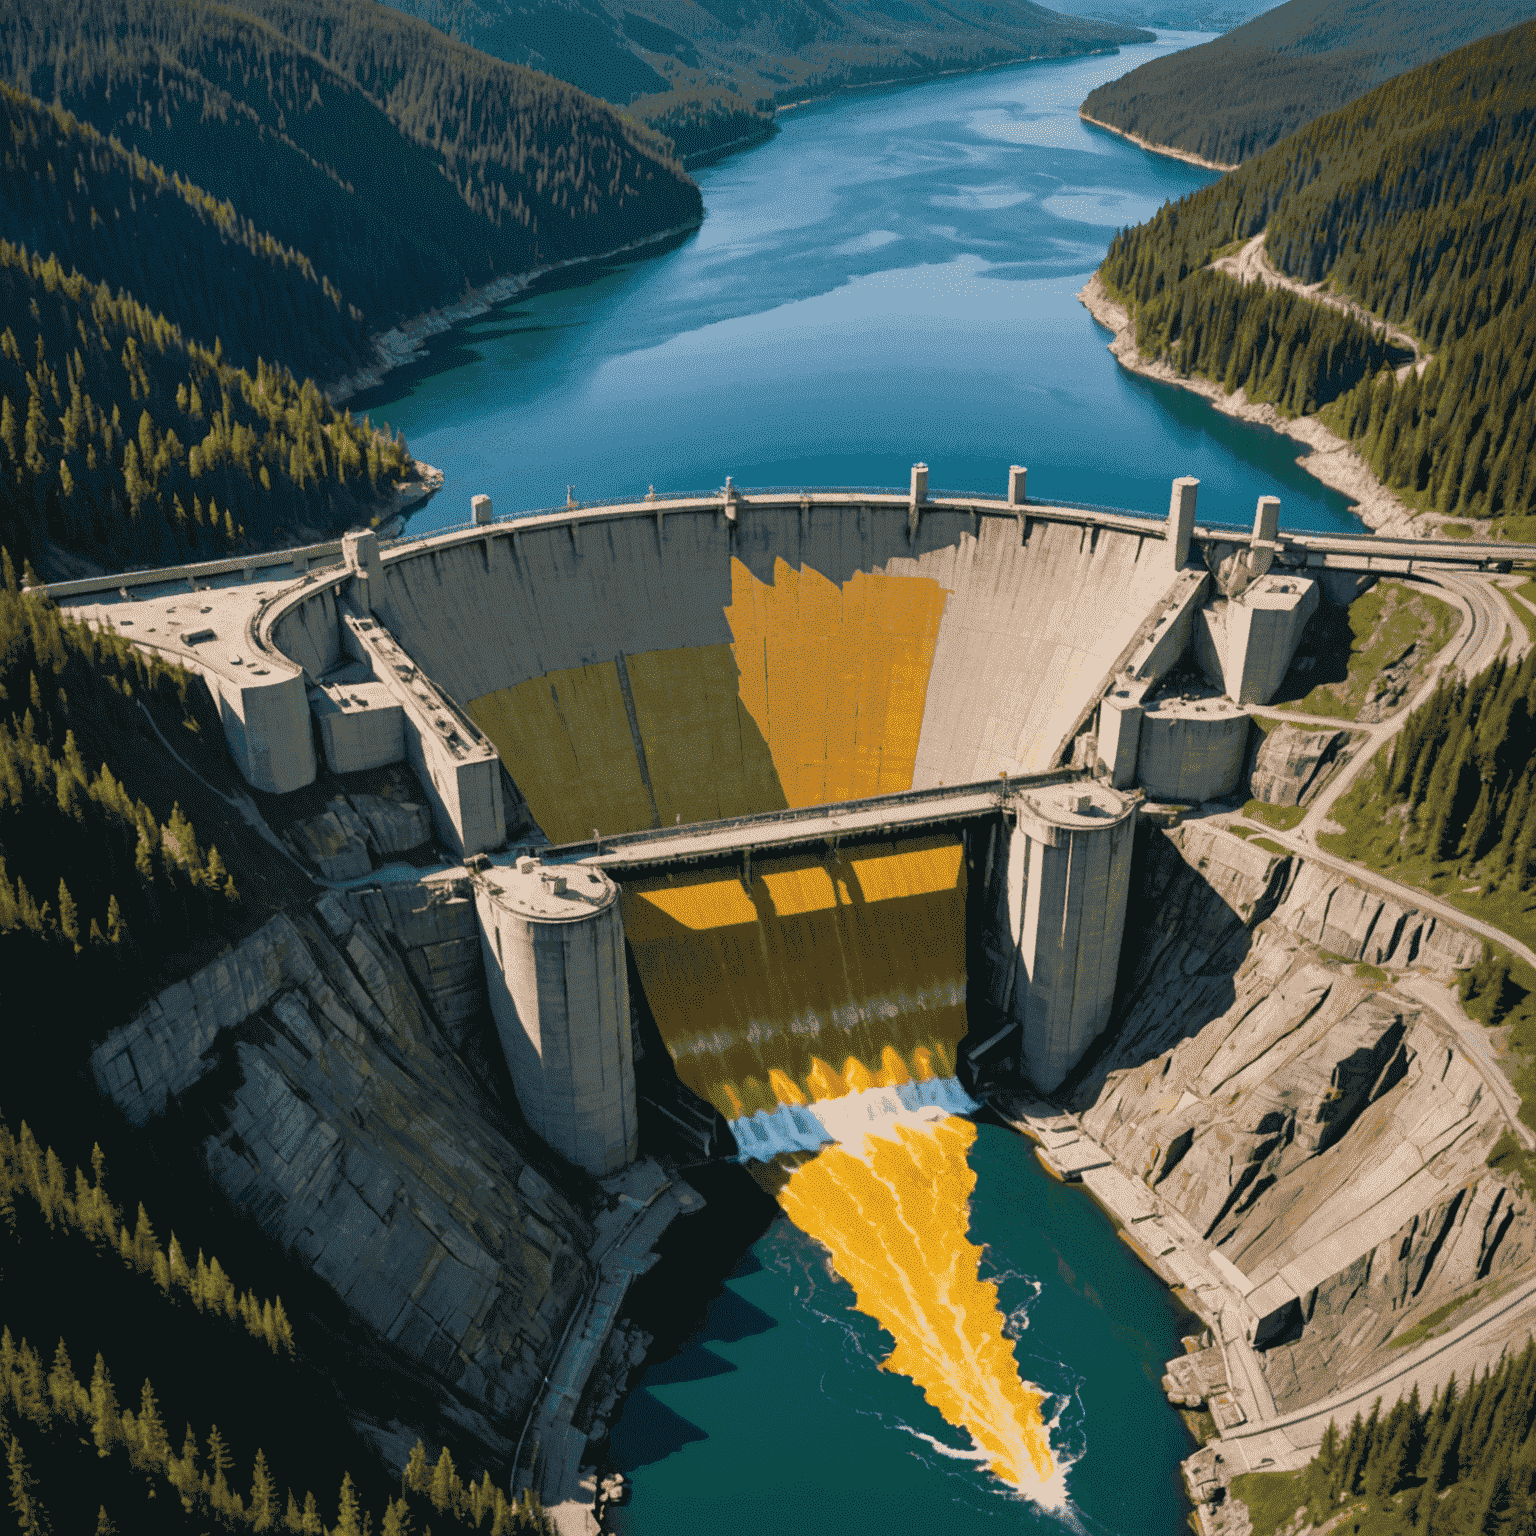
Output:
[351,33,1346,1533]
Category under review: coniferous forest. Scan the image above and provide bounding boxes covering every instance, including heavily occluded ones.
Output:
[1238,1341,1536,1535]
[1081,0,1536,168]
[0,0,704,573]
[1099,21,1536,526]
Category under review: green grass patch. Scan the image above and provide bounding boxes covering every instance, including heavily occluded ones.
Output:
[1440,521,1475,539]
[1497,516,1536,543]
[1390,1290,1479,1349]
[1508,581,1536,645]
[1488,1129,1536,1200]
[1230,1469,1310,1536]
[1250,713,1284,735]
[1354,962,1390,986]
[1253,837,1289,856]
[1244,800,1306,830]
[1270,580,1458,721]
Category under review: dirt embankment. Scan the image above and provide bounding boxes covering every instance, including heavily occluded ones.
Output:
[1078,109,1238,172]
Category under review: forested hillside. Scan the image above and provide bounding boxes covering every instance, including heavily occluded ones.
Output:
[1234,1341,1536,1534]
[0,1115,551,1536]
[0,0,702,335]
[0,87,371,387]
[1097,22,1536,527]
[379,0,1152,159]
[1081,0,1536,167]
[0,240,413,569]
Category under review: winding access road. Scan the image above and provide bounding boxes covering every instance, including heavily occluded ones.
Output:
[1201,565,1536,1470]
[1211,232,1431,381]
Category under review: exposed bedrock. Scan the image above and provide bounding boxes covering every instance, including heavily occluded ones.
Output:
[1074,823,1528,1410]
[1249,724,1347,807]
[90,878,596,1435]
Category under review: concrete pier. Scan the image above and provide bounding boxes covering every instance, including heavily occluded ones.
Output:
[1004,781,1137,1092]
[474,857,637,1176]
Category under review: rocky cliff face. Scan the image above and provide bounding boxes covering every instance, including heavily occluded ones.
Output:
[1249,724,1346,807]
[91,877,595,1433]
[1075,823,1532,1409]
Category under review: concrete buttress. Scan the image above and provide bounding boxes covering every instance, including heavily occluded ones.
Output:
[474,858,638,1176]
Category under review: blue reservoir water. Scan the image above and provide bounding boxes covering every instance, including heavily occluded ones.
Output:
[365,33,1358,533]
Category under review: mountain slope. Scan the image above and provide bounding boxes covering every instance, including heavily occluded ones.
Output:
[0,87,373,385]
[0,0,702,334]
[381,0,1154,158]
[1095,20,1536,528]
[1080,0,1536,167]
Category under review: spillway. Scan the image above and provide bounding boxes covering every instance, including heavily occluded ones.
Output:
[623,835,967,1120]
[251,494,1171,1503]
[620,831,1067,1502]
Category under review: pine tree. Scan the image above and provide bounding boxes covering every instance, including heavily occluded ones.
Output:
[56,877,79,951]
[403,1441,429,1496]
[5,1433,47,1536]
[250,1450,277,1533]
[89,1352,120,1457]
[431,1446,458,1513]
[335,1472,363,1536]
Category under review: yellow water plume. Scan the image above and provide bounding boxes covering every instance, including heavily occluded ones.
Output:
[777,1115,1060,1500]
[623,836,967,1119]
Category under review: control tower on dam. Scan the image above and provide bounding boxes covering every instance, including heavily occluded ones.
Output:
[57,467,1422,1170]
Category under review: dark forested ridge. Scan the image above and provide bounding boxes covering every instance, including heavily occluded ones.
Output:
[1097,22,1536,526]
[1080,0,1536,167]
[0,0,702,335]
[0,0,705,571]
[0,87,372,385]
[380,0,1153,159]
[0,239,413,570]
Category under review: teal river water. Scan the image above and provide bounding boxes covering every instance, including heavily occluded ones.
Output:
[357,36,1341,1533]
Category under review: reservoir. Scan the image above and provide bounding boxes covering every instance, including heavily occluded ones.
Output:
[372,32,1360,535]
[351,35,1333,1534]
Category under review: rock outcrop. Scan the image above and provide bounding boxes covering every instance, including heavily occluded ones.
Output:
[287,793,434,880]
[1249,725,1346,807]
[91,877,594,1426]
[1076,822,1530,1410]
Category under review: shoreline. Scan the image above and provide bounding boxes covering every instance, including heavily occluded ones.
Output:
[1077,111,1237,172]
[1077,272,1429,538]
[323,220,703,405]
[774,44,1127,118]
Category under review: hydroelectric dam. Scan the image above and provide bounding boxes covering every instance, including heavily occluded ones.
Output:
[55,469,1532,1518]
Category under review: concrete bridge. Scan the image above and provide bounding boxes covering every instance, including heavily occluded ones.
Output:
[536,767,1086,871]
[39,467,1535,1178]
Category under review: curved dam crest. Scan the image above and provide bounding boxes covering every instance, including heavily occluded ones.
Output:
[273,502,1181,843]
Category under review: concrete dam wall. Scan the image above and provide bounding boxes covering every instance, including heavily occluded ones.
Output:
[273,501,1179,843]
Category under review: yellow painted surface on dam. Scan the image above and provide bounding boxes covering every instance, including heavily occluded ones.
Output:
[726,557,947,807]
[624,835,966,1119]
[778,1118,1058,1497]
[465,557,948,843]
[467,661,655,844]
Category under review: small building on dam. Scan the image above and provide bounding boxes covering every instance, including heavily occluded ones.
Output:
[57,467,1360,1176]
